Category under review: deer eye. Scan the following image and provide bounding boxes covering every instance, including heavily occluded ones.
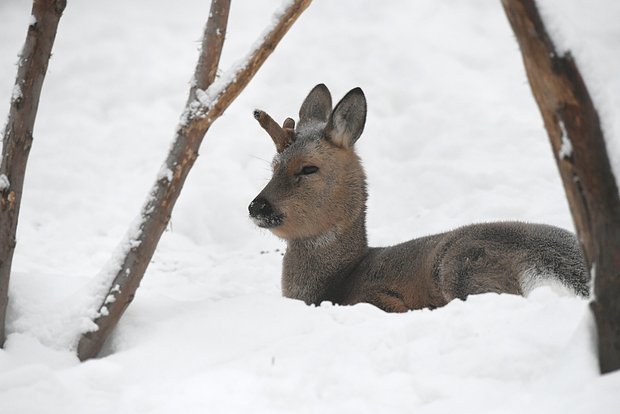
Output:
[300,165,319,175]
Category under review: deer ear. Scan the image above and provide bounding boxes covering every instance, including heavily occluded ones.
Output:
[298,84,332,126]
[325,87,366,148]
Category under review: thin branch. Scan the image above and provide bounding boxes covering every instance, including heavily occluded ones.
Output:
[188,0,230,105]
[0,0,66,347]
[76,0,312,361]
[502,0,620,374]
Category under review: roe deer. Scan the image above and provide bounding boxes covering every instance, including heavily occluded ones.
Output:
[249,84,590,312]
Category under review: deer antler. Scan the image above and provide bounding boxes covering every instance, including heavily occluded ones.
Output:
[254,110,295,153]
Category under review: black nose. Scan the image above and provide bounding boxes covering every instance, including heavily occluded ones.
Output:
[249,196,274,218]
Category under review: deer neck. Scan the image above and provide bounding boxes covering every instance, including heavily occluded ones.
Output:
[282,211,368,305]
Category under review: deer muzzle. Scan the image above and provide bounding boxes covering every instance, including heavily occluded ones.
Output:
[249,195,283,228]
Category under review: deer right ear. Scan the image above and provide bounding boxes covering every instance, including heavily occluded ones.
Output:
[325,87,367,148]
[298,84,332,127]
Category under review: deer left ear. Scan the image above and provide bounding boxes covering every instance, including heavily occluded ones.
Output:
[325,87,367,148]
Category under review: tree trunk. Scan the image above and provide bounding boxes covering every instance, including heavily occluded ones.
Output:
[0,0,66,347]
[76,0,312,361]
[502,0,620,374]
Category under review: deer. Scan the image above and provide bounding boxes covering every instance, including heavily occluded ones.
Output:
[248,84,590,312]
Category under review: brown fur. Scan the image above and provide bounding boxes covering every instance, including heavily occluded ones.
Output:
[249,84,590,311]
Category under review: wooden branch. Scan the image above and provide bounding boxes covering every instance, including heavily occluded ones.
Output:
[0,0,66,347]
[76,0,312,361]
[502,0,620,374]
[188,0,230,104]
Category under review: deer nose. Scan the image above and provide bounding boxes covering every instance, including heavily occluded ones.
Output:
[249,196,274,218]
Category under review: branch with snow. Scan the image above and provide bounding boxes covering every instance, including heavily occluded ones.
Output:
[0,0,66,348]
[76,0,312,361]
[502,0,620,374]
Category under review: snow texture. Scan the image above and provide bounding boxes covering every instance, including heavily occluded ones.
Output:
[157,165,173,182]
[0,174,9,191]
[0,0,618,413]
[558,120,573,159]
[11,84,22,103]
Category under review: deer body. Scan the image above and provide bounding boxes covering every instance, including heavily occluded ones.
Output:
[249,84,590,312]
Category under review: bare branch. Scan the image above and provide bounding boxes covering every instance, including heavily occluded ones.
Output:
[0,0,66,347]
[188,0,230,105]
[502,0,620,374]
[77,0,312,361]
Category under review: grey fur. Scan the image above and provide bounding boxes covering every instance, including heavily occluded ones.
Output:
[250,84,590,312]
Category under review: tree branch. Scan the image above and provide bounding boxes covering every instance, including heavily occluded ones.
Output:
[0,0,66,347]
[76,0,312,361]
[502,0,620,374]
[188,0,230,105]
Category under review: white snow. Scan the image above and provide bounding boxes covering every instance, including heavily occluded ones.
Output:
[0,0,619,413]
[98,305,109,316]
[558,120,573,159]
[11,83,22,103]
[28,14,36,27]
[0,174,9,191]
[157,165,173,182]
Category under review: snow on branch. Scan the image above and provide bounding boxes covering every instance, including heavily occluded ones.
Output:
[76,0,312,361]
[502,0,620,374]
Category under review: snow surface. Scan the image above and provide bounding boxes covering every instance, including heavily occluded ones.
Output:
[0,0,618,413]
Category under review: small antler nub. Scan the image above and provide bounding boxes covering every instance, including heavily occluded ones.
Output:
[283,118,295,130]
[253,109,294,153]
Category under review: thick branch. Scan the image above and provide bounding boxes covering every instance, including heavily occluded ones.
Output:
[0,0,66,347]
[76,0,312,361]
[502,0,620,374]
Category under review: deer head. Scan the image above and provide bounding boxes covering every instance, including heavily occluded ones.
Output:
[249,84,368,241]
